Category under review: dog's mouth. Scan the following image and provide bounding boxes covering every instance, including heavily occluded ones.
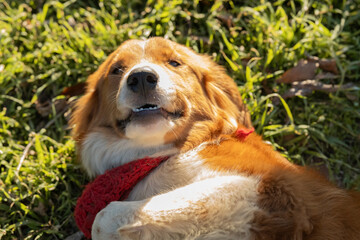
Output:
[131,104,161,114]
[116,104,183,130]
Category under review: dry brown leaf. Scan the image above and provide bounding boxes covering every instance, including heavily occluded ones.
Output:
[281,87,313,100]
[318,59,339,75]
[61,82,86,97]
[280,80,355,101]
[276,59,318,83]
[307,56,339,75]
[217,14,234,28]
[33,202,47,217]
[293,80,354,93]
[35,98,67,117]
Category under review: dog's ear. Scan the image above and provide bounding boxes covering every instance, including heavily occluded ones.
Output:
[70,72,101,143]
[70,54,115,143]
[199,56,252,128]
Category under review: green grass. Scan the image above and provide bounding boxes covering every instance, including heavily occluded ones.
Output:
[1,0,359,238]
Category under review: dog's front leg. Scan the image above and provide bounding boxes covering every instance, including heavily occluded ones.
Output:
[92,175,259,240]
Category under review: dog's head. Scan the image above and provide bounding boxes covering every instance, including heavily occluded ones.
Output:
[71,37,251,175]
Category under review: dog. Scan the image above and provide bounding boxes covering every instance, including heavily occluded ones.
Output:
[71,37,360,239]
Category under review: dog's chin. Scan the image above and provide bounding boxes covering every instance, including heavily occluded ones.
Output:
[116,107,183,146]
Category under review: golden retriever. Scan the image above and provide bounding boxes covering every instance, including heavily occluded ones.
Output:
[71,37,360,240]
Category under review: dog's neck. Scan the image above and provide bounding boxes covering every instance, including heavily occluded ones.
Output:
[80,130,178,178]
[80,126,254,178]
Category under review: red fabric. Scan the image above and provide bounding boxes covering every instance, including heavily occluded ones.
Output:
[74,156,168,239]
[235,127,254,140]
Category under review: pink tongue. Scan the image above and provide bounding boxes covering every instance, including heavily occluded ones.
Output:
[74,156,169,239]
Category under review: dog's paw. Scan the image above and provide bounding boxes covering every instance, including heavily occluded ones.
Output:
[91,201,143,240]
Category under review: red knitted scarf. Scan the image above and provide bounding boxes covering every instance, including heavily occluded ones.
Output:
[74,156,169,238]
[74,127,254,239]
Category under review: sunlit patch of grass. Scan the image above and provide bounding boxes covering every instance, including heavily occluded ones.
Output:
[0,0,359,238]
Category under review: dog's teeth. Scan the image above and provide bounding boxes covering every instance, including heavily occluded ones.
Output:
[132,106,159,112]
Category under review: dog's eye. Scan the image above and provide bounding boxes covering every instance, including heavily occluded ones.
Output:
[169,60,181,67]
[111,67,123,75]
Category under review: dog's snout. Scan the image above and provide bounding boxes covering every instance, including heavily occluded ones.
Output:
[127,68,158,93]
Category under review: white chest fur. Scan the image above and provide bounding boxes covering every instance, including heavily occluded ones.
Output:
[81,131,177,178]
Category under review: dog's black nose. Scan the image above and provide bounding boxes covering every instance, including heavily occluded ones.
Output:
[127,68,158,94]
